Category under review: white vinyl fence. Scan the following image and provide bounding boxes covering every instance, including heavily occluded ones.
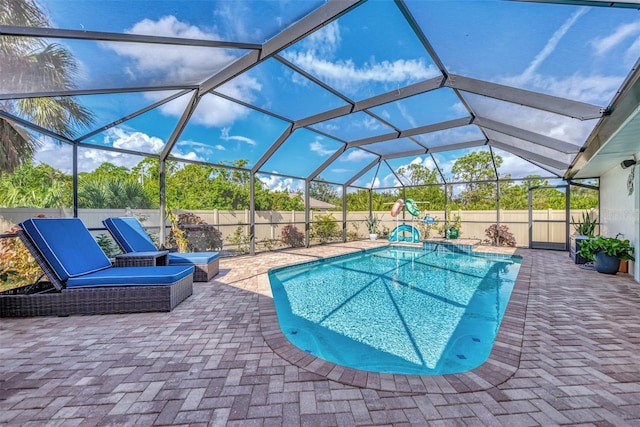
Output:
[1,207,596,249]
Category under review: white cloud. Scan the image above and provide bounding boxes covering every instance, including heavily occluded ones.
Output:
[450,101,468,116]
[176,151,201,162]
[363,116,386,131]
[495,150,550,178]
[383,156,439,187]
[106,127,165,153]
[174,139,225,159]
[591,21,640,57]
[283,51,439,92]
[500,9,635,105]
[413,156,437,170]
[626,36,640,65]
[381,172,398,188]
[220,127,256,146]
[33,137,141,174]
[106,16,236,84]
[310,138,336,156]
[315,122,339,133]
[104,16,262,128]
[33,137,74,173]
[341,149,376,163]
[523,73,622,105]
[212,1,258,42]
[396,102,417,129]
[35,127,203,174]
[365,177,381,189]
[518,8,588,85]
[259,173,304,192]
[300,21,341,58]
[329,168,352,174]
[142,77,259,128]
[282,21,439,92]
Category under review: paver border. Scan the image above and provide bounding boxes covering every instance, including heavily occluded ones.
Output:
[259,247,532,393]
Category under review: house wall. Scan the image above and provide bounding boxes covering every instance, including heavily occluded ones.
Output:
[599,152,640,282]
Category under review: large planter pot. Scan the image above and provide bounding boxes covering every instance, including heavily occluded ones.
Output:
[570,235,590,264]
[594,251,620,274]
[369,233,378,241]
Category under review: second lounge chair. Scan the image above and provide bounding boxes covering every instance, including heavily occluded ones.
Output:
[103,217,219,282]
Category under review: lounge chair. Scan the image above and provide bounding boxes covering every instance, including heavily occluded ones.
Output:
[0,218,194,317]
[103,217,219,282]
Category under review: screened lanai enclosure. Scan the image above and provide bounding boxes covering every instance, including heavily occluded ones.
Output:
[1,0,639,259]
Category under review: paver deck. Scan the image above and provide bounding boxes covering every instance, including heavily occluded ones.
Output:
[1,241,639,426]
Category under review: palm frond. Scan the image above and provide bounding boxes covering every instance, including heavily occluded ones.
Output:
[0,117,38,175]
[0,0,50,27]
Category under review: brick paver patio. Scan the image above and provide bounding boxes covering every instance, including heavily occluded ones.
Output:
[1,241,639,426]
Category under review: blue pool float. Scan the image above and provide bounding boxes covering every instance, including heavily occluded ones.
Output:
[388,224,421,243]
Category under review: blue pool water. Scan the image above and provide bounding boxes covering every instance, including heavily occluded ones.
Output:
[268,245,521,375]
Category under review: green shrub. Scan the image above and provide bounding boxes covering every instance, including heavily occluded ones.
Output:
[96,233,121,257]
[257,238,276,251]
[228,225,250,254]
[311,214,340,243]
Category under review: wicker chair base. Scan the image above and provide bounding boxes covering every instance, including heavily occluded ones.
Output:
[0,275,193,317]
[192,258,219,282]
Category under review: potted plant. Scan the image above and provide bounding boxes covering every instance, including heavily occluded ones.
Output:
[579,236,635,274]
[570,211,597,264]
[364,214,381,240]
[445,214,461,239]
[166,211,189,253]
[439,206,461,239]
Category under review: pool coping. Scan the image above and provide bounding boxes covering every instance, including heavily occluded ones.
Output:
[258,246,531,393]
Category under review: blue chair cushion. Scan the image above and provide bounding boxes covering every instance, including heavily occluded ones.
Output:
[20,218,112,282]
[66,265,195,288]
[169,252,219,265]
[103,217,157,253]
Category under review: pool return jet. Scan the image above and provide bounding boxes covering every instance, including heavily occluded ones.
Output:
[388,199,421,243]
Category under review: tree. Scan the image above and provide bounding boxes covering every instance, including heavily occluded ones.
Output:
[498,175,587,210]
[83,162,131,181]
[451,151,502,209]
[499,180,528,210]
[570,183,598,209]
[309,177,339,206]
[78,177,155,209]
[346,189,396,211]
[76,161,155,209]
[132,158,306,211]
[397,163,445,211]
[256,189,305,211]
[0,0,93,175]
[0,160,72,207]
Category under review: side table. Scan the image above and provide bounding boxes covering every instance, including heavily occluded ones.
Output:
[114,250,169,267]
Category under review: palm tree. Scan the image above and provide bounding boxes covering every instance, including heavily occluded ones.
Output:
[78,177,155,209]
[0,0,93,175]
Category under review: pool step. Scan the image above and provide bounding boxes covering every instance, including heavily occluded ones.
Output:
[423,240,476,254]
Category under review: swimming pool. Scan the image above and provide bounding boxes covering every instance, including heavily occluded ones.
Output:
[268,245,521,375]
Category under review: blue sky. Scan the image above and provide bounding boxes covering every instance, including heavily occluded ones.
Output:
[22,0,640,191]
